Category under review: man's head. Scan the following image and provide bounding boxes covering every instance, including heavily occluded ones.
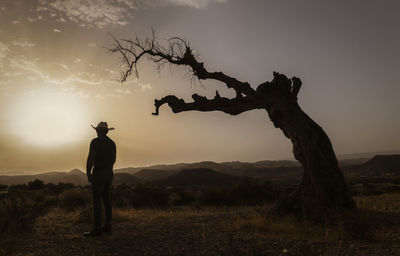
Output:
[91,121,114,138]
[96,128,108,138]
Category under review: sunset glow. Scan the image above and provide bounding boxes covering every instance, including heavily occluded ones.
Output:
[9,89,89,147]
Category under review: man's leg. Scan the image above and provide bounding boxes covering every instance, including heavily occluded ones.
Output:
[102,174,113,231]
[84,178,104,236]
[92,179,104,230]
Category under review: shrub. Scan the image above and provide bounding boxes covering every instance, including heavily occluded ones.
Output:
[227,181,277,205]
[8,184,28,191]
[112,184,170,209]
[170,188,197,206]
[45,182,75,194]
[131,185,170,208]
[112,184,133,208]
[59,188,91,211]
[199,181,278,206]
[338,209,376,241]
[28,179,45,190]
[0,191,49,234]
[200,189,227,206]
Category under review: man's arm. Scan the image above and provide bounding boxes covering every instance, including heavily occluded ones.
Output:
[86,140,96,182]
[112,142,116,165]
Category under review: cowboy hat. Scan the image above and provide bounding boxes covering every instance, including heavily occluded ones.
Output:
[91,121,115,131]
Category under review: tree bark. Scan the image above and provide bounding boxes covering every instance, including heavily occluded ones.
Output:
[259,73,355,218]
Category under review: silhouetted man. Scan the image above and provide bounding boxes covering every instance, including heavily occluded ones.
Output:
[84,121,116,237]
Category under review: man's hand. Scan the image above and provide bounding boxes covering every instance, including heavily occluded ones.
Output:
[87,174,93,183]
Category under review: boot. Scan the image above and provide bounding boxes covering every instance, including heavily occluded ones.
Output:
[101,223,112,233]
[83,227,102,237]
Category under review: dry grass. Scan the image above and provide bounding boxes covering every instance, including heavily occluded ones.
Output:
[102,193,400,243]
[5,192,400,255]
[355,193,400,212]
[112,207,219,222]
[107,206,348,242]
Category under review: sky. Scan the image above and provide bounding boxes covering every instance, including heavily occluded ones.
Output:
[0,0,399,173]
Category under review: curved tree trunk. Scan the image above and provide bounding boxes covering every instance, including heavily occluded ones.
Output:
[263,79,355,218]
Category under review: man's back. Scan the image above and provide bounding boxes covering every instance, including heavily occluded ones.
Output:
[90,136,116,174]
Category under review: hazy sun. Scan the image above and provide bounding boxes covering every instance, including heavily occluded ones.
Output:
[9,89,89,147]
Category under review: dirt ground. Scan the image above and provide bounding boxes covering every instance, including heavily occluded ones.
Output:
[6,194,400,256]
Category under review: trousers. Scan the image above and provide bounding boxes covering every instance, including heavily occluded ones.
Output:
[91,172,113,228]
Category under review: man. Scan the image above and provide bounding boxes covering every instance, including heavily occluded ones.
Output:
[84,121,116,237]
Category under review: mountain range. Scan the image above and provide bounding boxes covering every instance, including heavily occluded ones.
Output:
[1,154,399,187]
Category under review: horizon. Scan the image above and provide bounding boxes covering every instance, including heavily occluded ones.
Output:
[1,0,399,172]
[2,148,400,176]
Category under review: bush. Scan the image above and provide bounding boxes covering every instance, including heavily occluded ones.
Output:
[112,184,170,209]
[112,184,133,208]
[59,188,91,211]
[0,184,7,191]
[0,191,50,234]
[170,188,197,206]
[339,209,377,241]
[28,179,45,190]
[45,182,75,194]
[131,185,170,209]
[200,189,227,206]
[8,184,28,191]
[227,181,278,205]
[199,181,278,206]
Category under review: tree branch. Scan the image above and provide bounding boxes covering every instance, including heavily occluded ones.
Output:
[109,32,256,98]
[152,93,262,116]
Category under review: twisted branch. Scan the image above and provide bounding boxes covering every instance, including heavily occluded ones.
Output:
[152,93,263,116]
[110,32,302,117]
[109,31,256,98]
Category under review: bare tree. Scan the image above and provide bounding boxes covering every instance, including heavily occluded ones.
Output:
[109,32,355,218]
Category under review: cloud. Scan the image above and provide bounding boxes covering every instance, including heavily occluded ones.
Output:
[114,88,131,94]
[106,93,122,98]
[11,39,35,48]
[0,42,10,59]
[46,74,103,86]
[95,93,105,99]
[141,0,227,9]
[37,0,227,29]
[38,0,134,29]
[53,28,61,32]
[0,85,12,96]
[87,43,97,48]
[8,56,103,86]
[0,42,9,68]
[162,0,227,9]
[138,83,152,91]
[57,63,69,70]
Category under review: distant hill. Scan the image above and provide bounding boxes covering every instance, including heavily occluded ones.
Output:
[114,161,233,174]
[338,150,400,160]
[133,169,180,181]
[154,168,246,187]
[0,169,88,186]
[115,158,370,177]
[361,155,400,174]
[0,169,143,186]
[115,160,301,176]
[113,173,143,185]
[3,152,400,186]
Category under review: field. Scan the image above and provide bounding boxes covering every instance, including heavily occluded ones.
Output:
[2,181,400,256]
